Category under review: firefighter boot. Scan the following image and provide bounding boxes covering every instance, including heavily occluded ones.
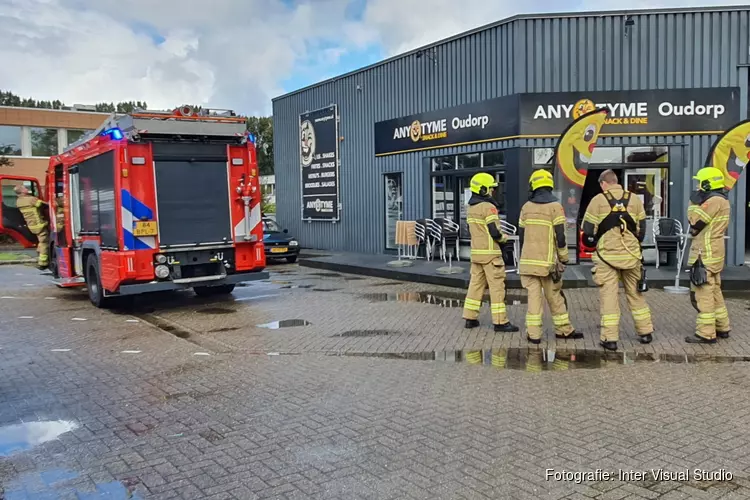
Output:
[688,273,721,344]
[545,277,582,339]
[713,273,731,339]
[594,264,621,346]
[520,275,544,341]
[621,266,654,343]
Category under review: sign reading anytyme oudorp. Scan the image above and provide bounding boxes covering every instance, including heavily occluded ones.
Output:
[373,88,741,156]
[300,105,340,221]
[520,88,741,136]
[374,95,519,156]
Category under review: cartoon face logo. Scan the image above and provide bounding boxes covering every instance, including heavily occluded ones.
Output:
[409,120,422,142]
[572,99,596,119]
[554,109,608,187]
[707,121,750,190]
[300,120,315,167]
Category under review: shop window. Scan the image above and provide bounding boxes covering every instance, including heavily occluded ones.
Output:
[384,173,403,250]
[66,129,89,146]
[457,153,480,170]
[533,148,555,165]
[30,127,59,157]
[624,146,669,163]
[432,156,455,172]
[589,147,623,164]
[432,176,455,218]
[483,151,505,168]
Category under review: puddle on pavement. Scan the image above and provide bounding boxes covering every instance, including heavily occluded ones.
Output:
[343,276,366,281]
[309,272,342,278]
[271,280,293,285]
[334,329,398,337]
[358,290,526,307]
[208,326,240,333]
[0,420,79,457]
[197,307,235,315]
[334,348,748,370]
[312,288,341,292]
[2,468,144,499]
[257,319,311,329]
[280,284,314,289]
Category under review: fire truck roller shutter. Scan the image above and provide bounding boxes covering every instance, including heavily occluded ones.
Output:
[152,143,232,247]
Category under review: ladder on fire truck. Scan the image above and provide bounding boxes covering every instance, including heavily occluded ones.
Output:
[65,105,249,152]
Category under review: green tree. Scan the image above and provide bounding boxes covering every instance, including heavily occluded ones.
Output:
[246,116,273,175]
[0,145,13,167]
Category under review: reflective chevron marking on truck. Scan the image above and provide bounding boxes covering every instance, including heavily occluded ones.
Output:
[233,202,262,240]
[121,189,156,250]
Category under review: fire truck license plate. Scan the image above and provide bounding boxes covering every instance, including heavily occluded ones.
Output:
[270,247,287,253]
[133,221,158,236]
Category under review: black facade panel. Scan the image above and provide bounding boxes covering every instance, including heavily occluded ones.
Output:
[78,150,116,247]
[153,159,232,247]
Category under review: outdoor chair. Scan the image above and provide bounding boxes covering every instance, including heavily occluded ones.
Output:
[434,217,460,263]
[425,219,443,262]
[414,220,431,261]
[499,219,519,271]
[653,217,683,269]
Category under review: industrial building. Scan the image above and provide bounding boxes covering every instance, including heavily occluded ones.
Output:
[272,6,750,265]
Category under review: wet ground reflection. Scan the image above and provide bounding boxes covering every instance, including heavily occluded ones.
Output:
[2,468,143,499]
[257,319,312,329]
[335,348,750,370]
[0,420,78,457]
[358,291,527,307]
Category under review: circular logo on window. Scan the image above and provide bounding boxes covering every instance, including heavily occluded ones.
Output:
[300,120,315,166]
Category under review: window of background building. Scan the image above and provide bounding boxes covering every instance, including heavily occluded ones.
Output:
[624,146,669,163]
[432,156,455,171]
[0,125,22,156]
[384,173,403,250]
[66,129,89,146]
[533,148,555,165]
[30,127,59,157]
[482,151,505,168]
[457,153,480,169]
[589,147,623,164]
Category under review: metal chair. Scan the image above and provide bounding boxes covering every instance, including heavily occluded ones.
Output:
[425,219,442,262]
[434,217,460,263]
[653,217,683,269]
[414,220,430,261]
[499,219,519,271]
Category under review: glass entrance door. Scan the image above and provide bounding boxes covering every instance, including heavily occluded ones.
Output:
[624,168,668,261]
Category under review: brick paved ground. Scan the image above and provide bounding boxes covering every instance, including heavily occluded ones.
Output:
[72,263,750,361]
[2,264,750,499]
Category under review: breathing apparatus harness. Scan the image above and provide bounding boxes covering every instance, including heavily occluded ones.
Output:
[593,190,648,292]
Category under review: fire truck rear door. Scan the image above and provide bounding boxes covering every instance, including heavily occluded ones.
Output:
[0,175,43,248]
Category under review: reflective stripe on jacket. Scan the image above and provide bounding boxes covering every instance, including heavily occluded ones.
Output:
[518,199,567,276]
[16,194,47,233]
[582,185,646,270]
[467,201,506,264]
[687,195,730,273]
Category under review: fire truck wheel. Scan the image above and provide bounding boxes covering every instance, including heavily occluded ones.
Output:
[193,284,236,297]
[85,254,112,308]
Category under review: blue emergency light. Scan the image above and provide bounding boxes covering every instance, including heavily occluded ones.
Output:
[247,133,256,144]
[102,128,124,140]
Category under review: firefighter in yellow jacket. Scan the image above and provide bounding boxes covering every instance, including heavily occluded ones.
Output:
[685,167,731,344]
[14,184,49,269]
[519,170,582,344]
[463,172,519,333]
[581,170,654,351]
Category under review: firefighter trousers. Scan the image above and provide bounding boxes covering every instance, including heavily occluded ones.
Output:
[34,227,49,266]
[691,271,730,340]
[463,258,509,325]
[592,262,653,342]
[520,274,574,340]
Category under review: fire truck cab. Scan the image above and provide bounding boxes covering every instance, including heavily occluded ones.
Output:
[0,105,268,307]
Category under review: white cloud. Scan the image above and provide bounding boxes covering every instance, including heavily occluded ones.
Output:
[0,0,747,116]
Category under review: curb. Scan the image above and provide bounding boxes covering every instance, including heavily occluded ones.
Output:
[0,260,35,266]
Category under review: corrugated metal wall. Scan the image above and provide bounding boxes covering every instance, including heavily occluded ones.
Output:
[273,8,750,264]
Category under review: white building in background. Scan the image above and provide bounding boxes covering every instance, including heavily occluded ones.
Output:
[260,175,275,205]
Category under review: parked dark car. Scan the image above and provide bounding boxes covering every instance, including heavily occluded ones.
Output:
[263,218,299,263]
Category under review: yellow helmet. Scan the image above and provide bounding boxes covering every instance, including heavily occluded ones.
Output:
[469,172,498,195]
[529,169,554,191]
[694,167,725,191]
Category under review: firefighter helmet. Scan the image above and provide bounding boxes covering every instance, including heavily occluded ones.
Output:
[469,172,498,195]
[529,170,554,191]
[694,167,725,191]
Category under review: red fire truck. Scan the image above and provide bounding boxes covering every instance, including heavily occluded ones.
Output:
[0,106,268,307]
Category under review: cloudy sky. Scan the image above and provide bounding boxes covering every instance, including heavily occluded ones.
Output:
[0,0,745,116]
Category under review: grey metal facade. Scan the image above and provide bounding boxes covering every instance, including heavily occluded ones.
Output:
[273,6,750,265]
